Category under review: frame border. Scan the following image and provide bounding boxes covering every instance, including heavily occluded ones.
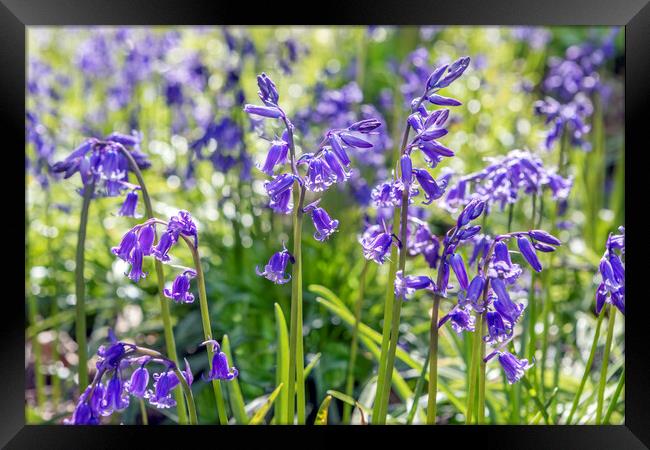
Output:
[5,0,648,447]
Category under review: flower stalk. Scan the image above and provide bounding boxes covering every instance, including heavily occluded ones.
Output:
[596,305,616,424]
[74,181,94,392]
[117,145,190,424]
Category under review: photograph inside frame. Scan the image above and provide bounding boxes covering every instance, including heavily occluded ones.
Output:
[25,25,625,425]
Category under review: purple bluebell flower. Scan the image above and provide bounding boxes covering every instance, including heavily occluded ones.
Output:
[127,245,146,282]
[400,154,413,186]
[413,168,447,204]
[304,157,335,192]
[112,229,138,261]
[258,138,289,176]
[450,253,469,290]
[517,236,542,272]
[360,223,395,265]
[439,306,476,333]
[595,227,625,315]
[269,189,294,215]
[491,278,525,325]
[394,270,435,300]
[153,231,175,263]
[138,224,155,256]
[164,269,197,304]
[127,365,150,398]
[484,311,513,344]
[488,241,522,283]
[256,246,294,284]
[458,274,485,311]
[496,351,533,384]
[146,370,179,409]
[202,340,239,381]
[307,205,339,242]
[101,372,130,415]
[407,221,441,269]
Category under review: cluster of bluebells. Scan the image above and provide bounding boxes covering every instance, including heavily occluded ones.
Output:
[52,132,151,215]
[360,56,471,277]
[534,29,619,151]
[112,210,199,303]
[65,330,239,425]
[439,229,561,383]
[294,79,393,205]
[442,149,573,214]
[244,73,381,284]
[595,226,625,315]
[64,330,194,425]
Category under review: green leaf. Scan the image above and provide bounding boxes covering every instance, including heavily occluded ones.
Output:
[221,334,249,424]
[304,352,321,378]
[249,383,284,425]
[314,395,332,425]
[273,303,290,425]
[326,389,370,425]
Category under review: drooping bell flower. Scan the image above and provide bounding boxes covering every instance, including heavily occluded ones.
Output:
[496,351,533,384]
[449,253,469,290]
[394,270,435,300]
[164,269,197,304]
[413,168,447,204]
[118,189,140,217]
[202,340,239,381]
[517,236,542,272]
[258,138,289,176]
[308,206,339,242]
[256,245,294,284]
[101,372,130,415]
[127,364,150,398]
[439,306,476,333]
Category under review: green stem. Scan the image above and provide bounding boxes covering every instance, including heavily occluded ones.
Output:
[477,314,487,424]
[566,307,606,424]
[465,313,482,424]
[287,184,306,424]
[596,306,616,424]
[426,294,442,424]
[343,260,369,424]
[118,146,189,424]
[139,398,149,425]
[603,367,625,424]
[74,182,93,392]
[27,289,45,407]
[182,236,229,424]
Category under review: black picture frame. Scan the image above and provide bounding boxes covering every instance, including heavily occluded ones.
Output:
[4,0,648,448]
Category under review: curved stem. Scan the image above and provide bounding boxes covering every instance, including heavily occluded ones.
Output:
[566,307,605,424]
[118,146,189,424]
[426,294,442,424]
[181,235,229,424]
[596,306,616,424]
[343,260,369,424]
[75,182,94,392]
[477,315,487,423]
[287,183,307,424]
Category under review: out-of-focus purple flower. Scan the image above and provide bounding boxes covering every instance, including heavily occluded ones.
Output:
[442,149,573,214]
[117,189,140,217]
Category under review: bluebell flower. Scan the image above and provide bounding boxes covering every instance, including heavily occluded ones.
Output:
[306,205,339,242]
[202,340,239,381]
[394,270,435,300]
[497,351,533,384]
[595,227,625,315]
[164,269,197,304]
[101,372,130,415]
[484,311,513,344]
[413,168,447,204]
[439,306,476,333]
[127,364,150,398]
[360,223,395,265]
[256,245,294,284]
[258,137,289,176]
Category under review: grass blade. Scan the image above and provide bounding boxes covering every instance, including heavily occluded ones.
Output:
[249,383,284,425]
[273,303,290,424]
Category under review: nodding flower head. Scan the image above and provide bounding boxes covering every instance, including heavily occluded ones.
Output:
[127,364,150,398]
[202,340,239,381]
[117,189,140,217]
[595,227,625,315]
[164,269,197,304]
[256,245,294,285]
[258,137,289,176]
[360,223,395,265]
[394,270,435,300]
[496,351,533,384]
[305,203,339,242]
[439,306,476,334]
